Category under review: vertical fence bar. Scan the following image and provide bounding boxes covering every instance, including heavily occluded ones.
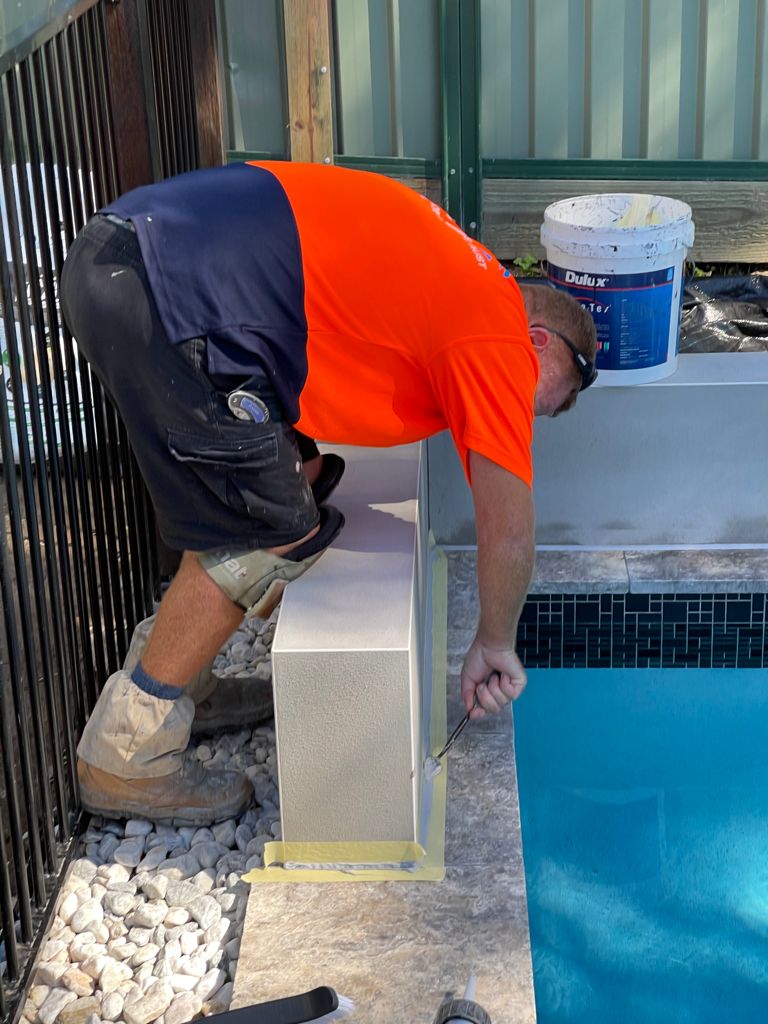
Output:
[5,64,73,848]
[0,1,217,1014]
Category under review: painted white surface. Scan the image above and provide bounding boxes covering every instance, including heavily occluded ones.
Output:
[272,443,426,843]
[427,353,768,546]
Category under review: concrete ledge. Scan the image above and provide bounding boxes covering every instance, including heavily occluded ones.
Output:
[528,547,768,594]
[428,353,768,547]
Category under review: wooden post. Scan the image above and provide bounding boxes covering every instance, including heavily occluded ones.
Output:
[102,0,159,191]
[282,0,334,163]
[187,0,225,168]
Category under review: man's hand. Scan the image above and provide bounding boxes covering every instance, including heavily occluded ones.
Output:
[460,635,527,717]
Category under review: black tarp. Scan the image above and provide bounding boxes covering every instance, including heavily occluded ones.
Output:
[680,274,768,352]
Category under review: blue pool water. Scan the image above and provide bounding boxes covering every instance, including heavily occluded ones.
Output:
[514,669,768,1023]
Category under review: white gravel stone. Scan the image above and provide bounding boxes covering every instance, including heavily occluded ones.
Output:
[162,907,190,927]
[164,992,201,1024]
[164,880,197,909]
[151,925,166,948]
[136,964,156,987]
[80,955,109,981]
[98,835,121,862]
[57,891,80,925]
[162,938,182,962]
[37,987,77,1024]
[136,846,169,874]
[56,994,102,1024]
[130,943,160,967]
[187,895,221,930]
[125,820,154,838]
[195,745,212,763]
[102,864,132,887]
[130,902,168,928]
[29,985,51,1009]
[123,980,174,1024]
[70,860,99,884]
[169,974,198,994]
[195,968,227,1001]
[39,937,67,962]
[156,854,199,880]
[57,995,102,1024]
[153,961,174,980]
[104,891,136,917]
[140,876,169,902]
[62,967,95,996]
[202,981,233,1015]
[204,918,231,945]
[106,940,137,961]
[128,927,154,947]
[215,891,239,914]
[99,959,133,990]
[191,869,215,894]
[100,992,124,1022]
[70,937,107,963]
[244,835,269,860]
[178,955,207,978]
[179,932,199,956]
[114,839,145,868]
[69,901,105,935]
[211,821,236,848]
[35,960,69,986]
[190,842,228,869]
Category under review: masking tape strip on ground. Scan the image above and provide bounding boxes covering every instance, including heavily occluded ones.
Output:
[243,543,448,884]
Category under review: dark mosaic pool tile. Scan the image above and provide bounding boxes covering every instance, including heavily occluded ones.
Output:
[515,592,768,668]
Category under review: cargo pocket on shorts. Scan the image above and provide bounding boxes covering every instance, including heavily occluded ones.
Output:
[167,425,280,521]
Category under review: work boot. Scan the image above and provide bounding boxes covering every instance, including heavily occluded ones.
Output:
[191,674,274,734]
[78,757,252,827]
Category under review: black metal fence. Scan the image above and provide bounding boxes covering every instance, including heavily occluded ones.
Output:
[0,0,217,1016]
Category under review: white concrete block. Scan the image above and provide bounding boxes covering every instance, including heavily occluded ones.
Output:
[272,443,429,843]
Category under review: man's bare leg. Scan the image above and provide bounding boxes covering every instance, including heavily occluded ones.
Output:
[141,527,319,686]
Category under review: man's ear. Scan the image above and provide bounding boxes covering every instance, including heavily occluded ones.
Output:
[528,325,550,351]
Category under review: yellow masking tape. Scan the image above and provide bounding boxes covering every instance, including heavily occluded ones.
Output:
[243,543,449,884]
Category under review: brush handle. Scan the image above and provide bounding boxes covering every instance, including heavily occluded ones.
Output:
[434,673,499,761]
[203,986,339,1024]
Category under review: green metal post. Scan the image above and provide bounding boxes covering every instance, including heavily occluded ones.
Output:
[439,0,481,235]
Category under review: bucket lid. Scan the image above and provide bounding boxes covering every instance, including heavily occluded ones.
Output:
[541,193,695,258]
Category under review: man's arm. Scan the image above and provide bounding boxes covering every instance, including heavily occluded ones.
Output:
[461,449,535,717]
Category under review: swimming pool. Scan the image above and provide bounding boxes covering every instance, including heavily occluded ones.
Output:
[514,668,768,1023]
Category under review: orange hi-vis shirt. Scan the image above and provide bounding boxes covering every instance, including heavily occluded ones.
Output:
[107,159,539,487]
[258,162,539,486]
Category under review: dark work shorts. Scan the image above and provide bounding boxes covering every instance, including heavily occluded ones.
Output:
[59,215,319,552]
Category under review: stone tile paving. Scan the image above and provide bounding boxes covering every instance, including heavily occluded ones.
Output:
[19,612,282,1024]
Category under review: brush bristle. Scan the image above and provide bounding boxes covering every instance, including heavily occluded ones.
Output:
[311,994,355,1023]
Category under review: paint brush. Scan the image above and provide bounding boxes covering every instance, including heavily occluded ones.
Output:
[425,674,501,779]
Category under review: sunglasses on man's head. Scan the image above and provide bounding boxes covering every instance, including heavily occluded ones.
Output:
[531,324,598,391]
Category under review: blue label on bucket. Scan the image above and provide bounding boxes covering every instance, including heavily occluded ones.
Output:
[547,264,676,371]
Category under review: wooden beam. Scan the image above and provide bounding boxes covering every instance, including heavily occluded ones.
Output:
[187,0,225,168]
[103,0,158,191]
[483,178,768,262]
[282,0,334,163]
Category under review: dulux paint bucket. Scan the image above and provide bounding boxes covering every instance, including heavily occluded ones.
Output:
[540,193,695,384]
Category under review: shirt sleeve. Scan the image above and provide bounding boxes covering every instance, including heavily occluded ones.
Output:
[426,337,538,486]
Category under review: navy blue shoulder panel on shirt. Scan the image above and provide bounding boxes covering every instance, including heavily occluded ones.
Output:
[102,162,307,422]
